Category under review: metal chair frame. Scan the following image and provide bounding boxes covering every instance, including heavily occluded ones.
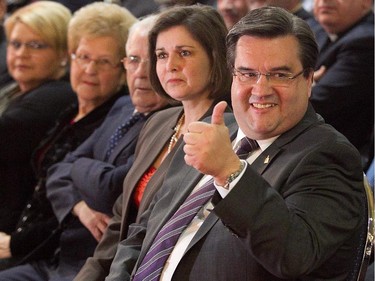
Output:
[356,174,374,281]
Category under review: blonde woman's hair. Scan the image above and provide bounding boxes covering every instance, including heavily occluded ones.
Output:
[68,2,137,60]
[5,1,72,58]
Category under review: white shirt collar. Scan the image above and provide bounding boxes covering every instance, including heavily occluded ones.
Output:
[235,128,279,152]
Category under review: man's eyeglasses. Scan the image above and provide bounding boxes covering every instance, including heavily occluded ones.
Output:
[8,40,50,51]
[122,56,150,72]
[233,68,307,86]
[71,53,121,71]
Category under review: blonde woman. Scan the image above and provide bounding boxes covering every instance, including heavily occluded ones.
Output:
[0,1,75,236]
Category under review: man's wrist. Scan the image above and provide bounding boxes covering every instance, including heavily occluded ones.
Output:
[223,161,245,189]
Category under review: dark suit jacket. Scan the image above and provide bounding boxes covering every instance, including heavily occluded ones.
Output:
[0,79,76,233]
[308,12,374,169]
[45,95,149,277]
[106,104,364,281]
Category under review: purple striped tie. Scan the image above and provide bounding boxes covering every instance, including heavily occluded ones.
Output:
[132,137,258,281]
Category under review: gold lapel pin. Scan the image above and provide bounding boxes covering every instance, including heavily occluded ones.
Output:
[264,155,270,164]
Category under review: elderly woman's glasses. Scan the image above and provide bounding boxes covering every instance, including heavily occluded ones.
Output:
[8,40,49,51]
[122,56,150,72]
[233,68,307,86]
[71,53,121,71]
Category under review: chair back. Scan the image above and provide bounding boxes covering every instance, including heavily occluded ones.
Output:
[350,174,374,281]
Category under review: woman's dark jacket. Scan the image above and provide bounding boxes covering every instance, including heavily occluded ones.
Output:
[9,89,127,261]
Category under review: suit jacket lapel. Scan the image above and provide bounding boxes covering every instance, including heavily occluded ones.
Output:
[252,103,321,173]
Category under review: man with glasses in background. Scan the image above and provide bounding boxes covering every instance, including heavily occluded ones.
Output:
[106,6,364,281]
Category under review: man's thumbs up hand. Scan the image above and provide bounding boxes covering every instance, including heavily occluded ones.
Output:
[184,102,240,182]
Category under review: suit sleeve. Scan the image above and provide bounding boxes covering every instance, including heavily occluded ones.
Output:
[46,130,96,223]
[311,36,373,120]
[70,152,135,214]
[213,140,364,278]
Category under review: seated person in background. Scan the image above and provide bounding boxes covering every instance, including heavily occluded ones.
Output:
[246,0,314,20]
[0,2,136,271]
[308,0,374,170]
[74,5,231,280]
[0,6,170,280]
[105,7,364,280]
[0,1,76,234]
[216,0,248,30]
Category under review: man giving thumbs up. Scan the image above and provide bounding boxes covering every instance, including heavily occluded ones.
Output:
[106,7,365,281]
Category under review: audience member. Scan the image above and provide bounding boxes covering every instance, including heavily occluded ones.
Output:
[0,2,135,271]
[106,7,364,280]
[217,0,248,29]
[0,1,75,234]
[75,5,231,280]
[308,0,374,170]
[247,0,313,20]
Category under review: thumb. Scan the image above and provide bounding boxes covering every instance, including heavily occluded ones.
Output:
[211,101,227,125]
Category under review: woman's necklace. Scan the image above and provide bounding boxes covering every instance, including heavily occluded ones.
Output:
[168,113,185,154]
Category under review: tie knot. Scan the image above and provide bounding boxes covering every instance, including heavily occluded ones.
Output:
[236,137,259,158]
